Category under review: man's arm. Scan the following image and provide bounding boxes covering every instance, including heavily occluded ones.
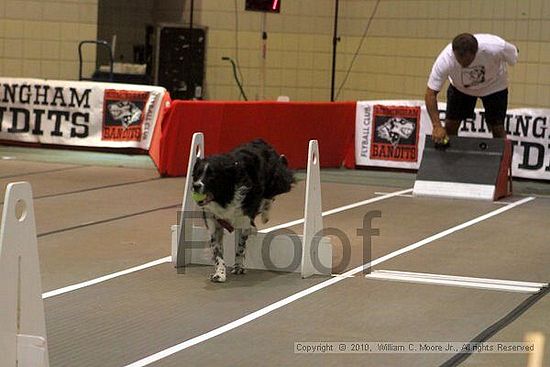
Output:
[503,41,518,65]
[424,87,447,143]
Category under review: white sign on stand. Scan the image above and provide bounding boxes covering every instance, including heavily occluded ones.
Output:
[0,182,49,367]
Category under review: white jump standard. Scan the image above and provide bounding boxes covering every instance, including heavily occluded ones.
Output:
[0,183,49,367]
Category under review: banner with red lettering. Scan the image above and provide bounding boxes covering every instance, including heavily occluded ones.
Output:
[355,100,550,180]
[355,100,431,169]
[0,78,169,150]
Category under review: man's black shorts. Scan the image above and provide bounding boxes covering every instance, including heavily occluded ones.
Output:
[446,84,508,125]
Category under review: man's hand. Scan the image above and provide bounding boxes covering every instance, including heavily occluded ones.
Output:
[431,125,448,143]
[425,87,448,143]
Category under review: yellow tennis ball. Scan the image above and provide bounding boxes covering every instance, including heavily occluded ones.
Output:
[192,192,207,202]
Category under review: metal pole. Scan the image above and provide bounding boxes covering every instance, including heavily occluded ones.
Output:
[330,0,339,102]
[189,0,194,30]
[260,13,267,100]
[188,0,195,99]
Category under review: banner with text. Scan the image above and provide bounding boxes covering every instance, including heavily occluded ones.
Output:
[355,100,550,180]
[0,78,170,150]
[355,100,430,170]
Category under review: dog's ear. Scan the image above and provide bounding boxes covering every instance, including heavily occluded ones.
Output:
[192,158,204,175]
[192,158,200,168]
[194,157,205,168]
[280,154,289,167]
[218,160,237,173]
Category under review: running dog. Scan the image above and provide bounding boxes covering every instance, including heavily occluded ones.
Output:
[192,139,295,282]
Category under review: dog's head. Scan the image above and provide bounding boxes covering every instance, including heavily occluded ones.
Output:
[191,157,237,207]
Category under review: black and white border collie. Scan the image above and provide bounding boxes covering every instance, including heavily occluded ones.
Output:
[192,139,295,282]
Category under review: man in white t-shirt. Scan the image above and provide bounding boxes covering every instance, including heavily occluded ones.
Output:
[425,33,518,144]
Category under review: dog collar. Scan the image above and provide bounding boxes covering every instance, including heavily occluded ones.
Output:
[217,219,235,233]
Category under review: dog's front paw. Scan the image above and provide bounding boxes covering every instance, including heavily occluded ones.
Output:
[231,266,247,275]
[209,272,226,283]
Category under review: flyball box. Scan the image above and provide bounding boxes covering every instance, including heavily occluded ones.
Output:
[413,136,512,201]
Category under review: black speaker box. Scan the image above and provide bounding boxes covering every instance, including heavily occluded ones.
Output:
[152,25,206,100]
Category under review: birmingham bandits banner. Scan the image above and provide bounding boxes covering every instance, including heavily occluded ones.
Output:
[355,100,430,169]
[355,100,550,181]
[0,78,169,150]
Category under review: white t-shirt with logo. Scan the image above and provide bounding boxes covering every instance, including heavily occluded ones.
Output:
[427,34,518,97]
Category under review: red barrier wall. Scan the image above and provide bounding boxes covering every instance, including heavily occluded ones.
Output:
[150,101,356,177]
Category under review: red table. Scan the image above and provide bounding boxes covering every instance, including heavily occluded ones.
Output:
[150,101,356,176]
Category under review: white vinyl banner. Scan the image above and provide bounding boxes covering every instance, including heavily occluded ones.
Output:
[355,100,432,169]
[458,107,550,180]
[0,78,169,150]
[355,100,550,181]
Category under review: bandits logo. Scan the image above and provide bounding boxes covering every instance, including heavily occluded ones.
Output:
[108,101,142,129]
[370,105,421,163]
[102,90,149,142]
[376,117,415,147]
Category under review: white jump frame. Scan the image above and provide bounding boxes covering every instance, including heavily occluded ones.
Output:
[172,133,332,278]
[0,182,49,367]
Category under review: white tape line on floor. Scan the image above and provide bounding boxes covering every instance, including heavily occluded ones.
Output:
[42,257,172,299]
[366,270,547,293]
